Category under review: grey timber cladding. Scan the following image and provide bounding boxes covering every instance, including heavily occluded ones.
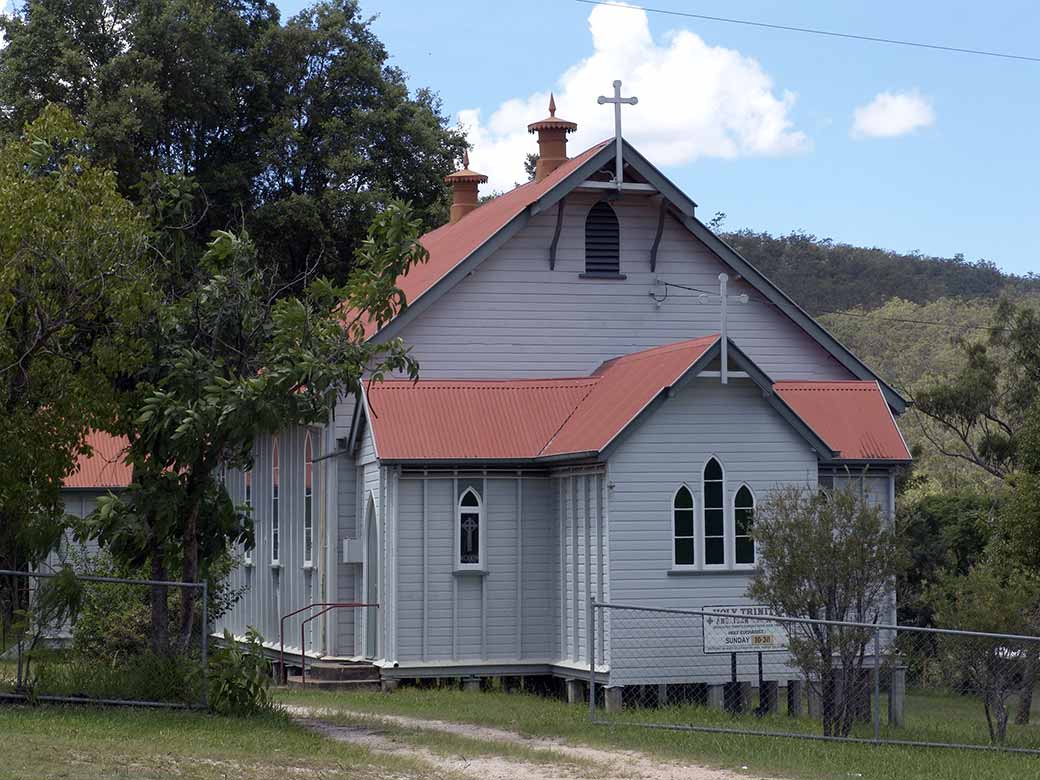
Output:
[216,425,322,654]
[394,192,852,381]
[555,472,608,669]
[391,474,562,664]
[604,378,819,683]
[48,493,101,572]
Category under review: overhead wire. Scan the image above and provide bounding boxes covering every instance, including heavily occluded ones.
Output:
[575,1,1040,64]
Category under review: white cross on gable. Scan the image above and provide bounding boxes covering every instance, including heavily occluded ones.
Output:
[597,80,637,190]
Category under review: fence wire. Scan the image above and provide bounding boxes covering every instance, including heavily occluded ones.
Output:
[590,601,1040,753]
[0,569,208,709]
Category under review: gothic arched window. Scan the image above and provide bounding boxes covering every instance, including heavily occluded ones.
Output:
[673,486,695,566]
[243,467,253,566]
[271,436,280,566]
[734,485,756,566]
[703,458,725,566]
[457,488,483,568]
[303,432,314,568]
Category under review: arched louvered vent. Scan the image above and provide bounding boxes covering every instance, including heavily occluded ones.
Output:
[584,201,620,276]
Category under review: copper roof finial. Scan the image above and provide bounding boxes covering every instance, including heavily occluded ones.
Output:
[548,93,556,117]
[463,149,470,169]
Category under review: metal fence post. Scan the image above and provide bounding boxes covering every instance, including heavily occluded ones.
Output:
[200,580,209,710]
[588,596,596,721]
[873,625,881,743]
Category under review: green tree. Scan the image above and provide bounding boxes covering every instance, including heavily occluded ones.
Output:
[748,483,905,738]
[911,300,1040,722]
[523,153,538,181]
[0,105,152,601]
[926,561,1040,745]
[0,0,466,282]
[87,200,428,653]
[897,492,997,628]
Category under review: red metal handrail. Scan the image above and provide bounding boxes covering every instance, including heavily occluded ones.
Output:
[278,601,379,684]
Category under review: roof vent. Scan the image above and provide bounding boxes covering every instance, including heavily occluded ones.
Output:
[584,201,620,276]
[444,151,488,224]
[527,94,577,182]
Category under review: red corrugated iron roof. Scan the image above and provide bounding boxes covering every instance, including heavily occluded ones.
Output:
[64,430,132,489]
[365,378,598,460]
[774,381,911,462]
[366,336,718,461]
[366,341,911,464]
[542,336,720,456]
[358,141,611,338]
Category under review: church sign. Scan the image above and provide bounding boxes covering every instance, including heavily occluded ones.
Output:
[702,605,789,654]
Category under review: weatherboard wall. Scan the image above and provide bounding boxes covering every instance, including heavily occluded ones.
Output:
[217,425,324,655]
[604,377,818,685]
[385,474,567,667]
[393,192,852,382]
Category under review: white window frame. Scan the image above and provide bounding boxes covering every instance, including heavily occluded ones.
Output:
[243,468,254,566]
[732,483,756,569]
[271,436,281,567]
[455,487,484,571]
[302,431,314,569]
[700,456,728,570]
[671,484,697,569]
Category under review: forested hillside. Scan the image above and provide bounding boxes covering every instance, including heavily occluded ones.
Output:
[724,229,1039,316]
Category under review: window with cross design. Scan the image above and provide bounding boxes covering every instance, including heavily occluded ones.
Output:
[458,488,482,567]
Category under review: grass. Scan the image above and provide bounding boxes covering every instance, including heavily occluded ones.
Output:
[0,703,452,780]
[590,686,1040,751]
[277,685,1040,780]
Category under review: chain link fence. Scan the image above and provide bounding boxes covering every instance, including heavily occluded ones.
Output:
[0,569,208,708]
[590,601,1040,753]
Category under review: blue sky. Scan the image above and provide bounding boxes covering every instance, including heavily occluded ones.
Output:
[96,0,1040,273]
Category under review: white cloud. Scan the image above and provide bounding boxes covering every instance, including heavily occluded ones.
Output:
[460,2,809,192]
[851,90,935,140]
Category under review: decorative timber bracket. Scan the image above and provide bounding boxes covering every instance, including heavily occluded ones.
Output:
[649,200,667,272]
[548,195,566,269]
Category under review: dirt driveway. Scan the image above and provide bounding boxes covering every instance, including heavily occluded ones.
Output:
[287,705,769,780]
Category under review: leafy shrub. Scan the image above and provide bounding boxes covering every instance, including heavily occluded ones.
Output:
[208,628,272,716]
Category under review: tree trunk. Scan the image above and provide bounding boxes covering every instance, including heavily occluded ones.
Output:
[821,668,837,737]
[177,503,201,654]
[1015,649,1037,725]
[147,520,170,656]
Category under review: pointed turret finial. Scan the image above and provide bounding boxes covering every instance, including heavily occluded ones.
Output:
[527,93,577,181]
[444,148,487,224]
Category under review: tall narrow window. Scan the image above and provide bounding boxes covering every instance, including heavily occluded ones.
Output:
[584,201,620,276]
[673,486,695,566]
[458,488,482,568]
[271,437,280,565]
[243,468,253,565]
[734,485,755,565]
[303,432,314,568]
[703,458,725,566]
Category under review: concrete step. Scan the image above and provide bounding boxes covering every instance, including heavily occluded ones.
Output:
[304,661,381,682]
[286,676,381,692]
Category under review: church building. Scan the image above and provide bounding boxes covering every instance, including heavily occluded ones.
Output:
[64,90,911,691]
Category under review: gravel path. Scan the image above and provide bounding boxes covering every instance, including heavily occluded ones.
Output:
[286,704,766,780]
